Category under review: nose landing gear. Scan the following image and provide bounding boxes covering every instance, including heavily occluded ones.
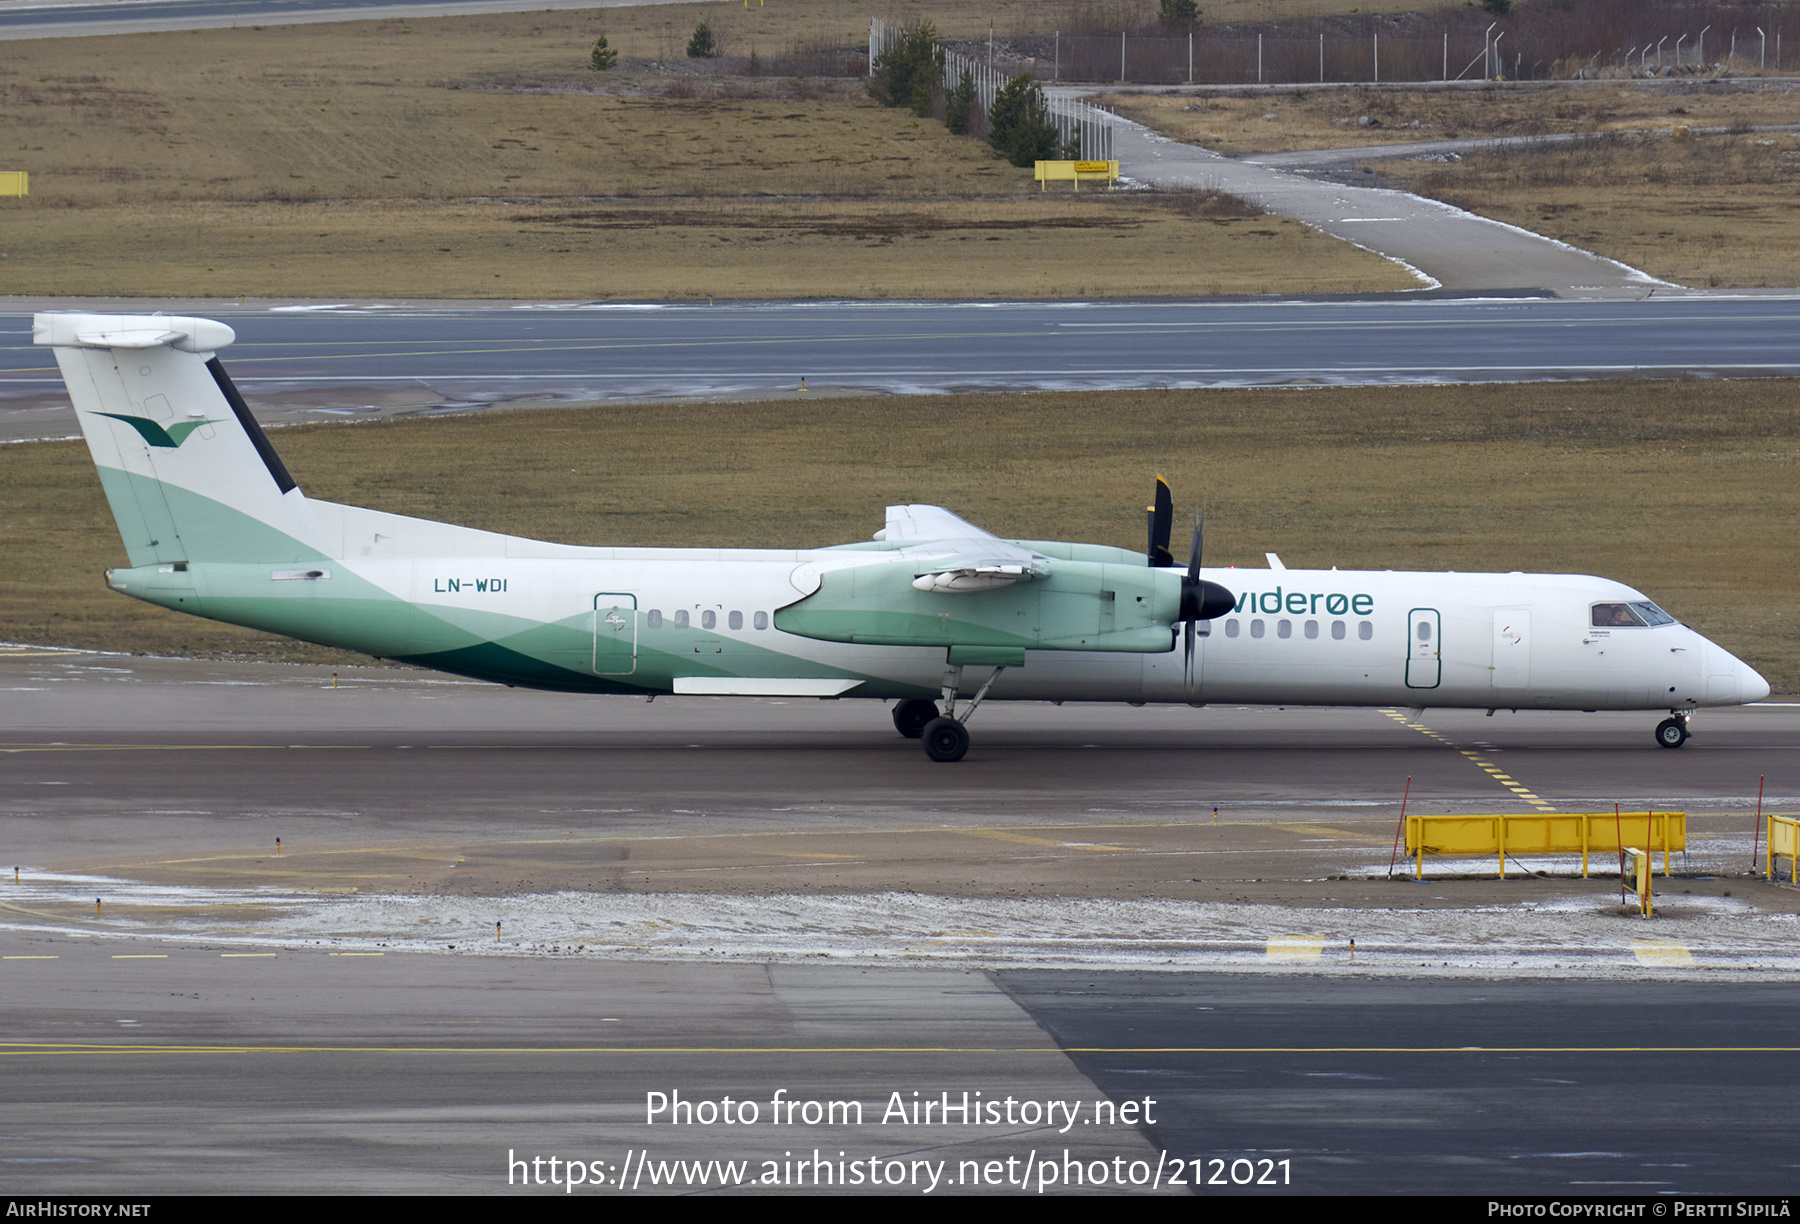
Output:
[1655,713,1691,749]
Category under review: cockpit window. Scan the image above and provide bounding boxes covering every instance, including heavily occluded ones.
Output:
[1630,601,1675,626]
[1591,603,1646,627]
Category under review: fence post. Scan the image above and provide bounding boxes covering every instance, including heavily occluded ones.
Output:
[1374,31,1379,83]
[1120,30,1126,83]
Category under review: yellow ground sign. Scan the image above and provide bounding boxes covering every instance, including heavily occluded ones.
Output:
[0,171,27,197]
[1767,814,1799,883]
[1034,160,1119,191]
[1405,811,1685,878]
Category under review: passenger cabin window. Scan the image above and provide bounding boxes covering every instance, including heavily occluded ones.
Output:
[1277,619,1292,639]
[1250,619,1265,639]
[701,610,717,630]
[728,611,743,630]
[1225,620,1240,638]
[1358,621,1373,640]
[1304,620,1319,640]
[753,611,768,630]
[1331,620,1345,640]
[646,609,662,629]
[674,609,689,629]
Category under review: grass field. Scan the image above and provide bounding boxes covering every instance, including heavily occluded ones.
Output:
[1105,80,1800,156]
[0,9,1410,299]
[5,378,1796,690]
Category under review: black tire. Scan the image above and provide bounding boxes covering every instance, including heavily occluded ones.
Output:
[921,716,970,763]
[892,698,940,740]
[1655,717,1689,749]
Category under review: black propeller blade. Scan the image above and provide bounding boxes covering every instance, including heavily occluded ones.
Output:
[1146,475,1174,569]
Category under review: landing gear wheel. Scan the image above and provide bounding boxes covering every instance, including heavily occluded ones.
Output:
[892,698,940,740]
[921,716,970,763]
[1655,717,1690,749]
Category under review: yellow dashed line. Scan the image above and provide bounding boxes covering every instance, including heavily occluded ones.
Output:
[1381,710,1558,811]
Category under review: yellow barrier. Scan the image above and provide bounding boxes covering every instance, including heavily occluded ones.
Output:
[1405,811,1685,879]
[1034,159,1119,191]
[1767,814,1800,883]
[0,171,27,197]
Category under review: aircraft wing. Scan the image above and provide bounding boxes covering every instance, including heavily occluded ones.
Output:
[881,504,1047,592]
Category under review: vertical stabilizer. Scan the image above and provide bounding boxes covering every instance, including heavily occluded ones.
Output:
[35,313,328,566]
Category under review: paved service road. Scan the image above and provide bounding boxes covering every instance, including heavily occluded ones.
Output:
[5,296,1798,439]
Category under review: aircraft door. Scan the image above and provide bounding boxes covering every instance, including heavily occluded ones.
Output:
[1492,609,1530,691]
[1405,607,1441,689]
[593,593,638,675]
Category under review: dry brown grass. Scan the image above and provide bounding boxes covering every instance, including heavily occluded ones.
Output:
[1106,80,1800,156]
[1375,129,1800,288]
[0,11,1407,298]
[0,192,1397,299]
[6,378,1797,690]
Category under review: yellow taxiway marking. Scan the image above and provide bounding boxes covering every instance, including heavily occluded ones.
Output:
[1632,940,1697,966]
[956,829,1130,852]
[3,955,58,960]
[1262,821,1384,842]
[1266,937,1326,960]
[328,952,384,957]
[1383,710,1558,810]
[110,955,166,959]
[220,953,276,958]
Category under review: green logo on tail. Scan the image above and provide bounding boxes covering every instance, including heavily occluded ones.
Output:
[97,412,223,449]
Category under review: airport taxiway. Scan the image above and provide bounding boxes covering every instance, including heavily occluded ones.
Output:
[5,649,1799,1194]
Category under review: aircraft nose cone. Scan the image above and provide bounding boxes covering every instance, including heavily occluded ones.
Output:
[1741,660,1771,704]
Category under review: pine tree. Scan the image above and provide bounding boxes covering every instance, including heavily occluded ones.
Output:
[944,69,975,136]
[869,22,943,117]
[589,34,618,72]
[987,73,1057,167]
[1158,0,1200,28]
[686,23,718,59]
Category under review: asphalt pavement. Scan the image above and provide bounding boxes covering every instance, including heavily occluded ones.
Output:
[6,296,1799,440]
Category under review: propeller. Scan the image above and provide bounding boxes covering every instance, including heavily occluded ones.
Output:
[1146,476,1174,569]
[1147,482,1236,693]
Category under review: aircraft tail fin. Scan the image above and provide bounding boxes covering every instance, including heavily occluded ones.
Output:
[35,313,329,567]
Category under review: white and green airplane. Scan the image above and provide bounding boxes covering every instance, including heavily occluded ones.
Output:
[39,312,1769,761]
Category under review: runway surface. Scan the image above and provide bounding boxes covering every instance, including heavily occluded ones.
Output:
[4,649,1799,1193]
[5,296,1800,440]
[0,0,692,39]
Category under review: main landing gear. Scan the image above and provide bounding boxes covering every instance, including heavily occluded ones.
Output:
[893,666,1008,762]
[892,698,939,739]
[1655,712,1691,749]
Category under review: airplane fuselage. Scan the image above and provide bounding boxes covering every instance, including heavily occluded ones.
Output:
[104,544,1760,712]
